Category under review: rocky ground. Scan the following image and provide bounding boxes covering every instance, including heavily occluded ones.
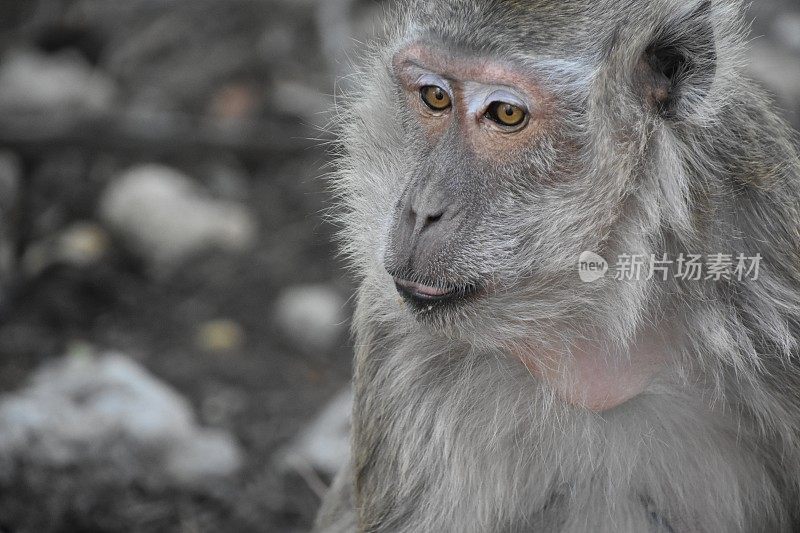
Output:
[0,1,796,532]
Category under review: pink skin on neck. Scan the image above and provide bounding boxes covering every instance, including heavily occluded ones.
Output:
[511,331,671,412]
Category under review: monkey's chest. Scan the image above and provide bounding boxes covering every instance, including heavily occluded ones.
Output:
[355,358,782,533]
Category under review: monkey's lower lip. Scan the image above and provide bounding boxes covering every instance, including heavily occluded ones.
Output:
[393,279,455,301]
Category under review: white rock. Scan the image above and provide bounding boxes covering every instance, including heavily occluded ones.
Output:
[0,48,115,111]
[99,164,257,271]
[275,284,346,352]
[0,352,242,484]
[278,388,352,477]
[166,428,243,484]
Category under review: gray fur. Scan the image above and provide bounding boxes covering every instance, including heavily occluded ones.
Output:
[315,1,800,531]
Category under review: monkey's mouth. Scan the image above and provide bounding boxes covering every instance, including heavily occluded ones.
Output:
[393,277,482,306]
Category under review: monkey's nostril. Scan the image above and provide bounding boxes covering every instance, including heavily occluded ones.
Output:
[425,211,444,226]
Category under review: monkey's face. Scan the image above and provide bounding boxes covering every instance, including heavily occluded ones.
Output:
[369,40,616,340]
[384,44,549,297]
[344,0,721,344]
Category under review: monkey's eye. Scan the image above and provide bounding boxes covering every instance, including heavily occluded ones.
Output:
[420,85,452,111]
[485,101,528,129]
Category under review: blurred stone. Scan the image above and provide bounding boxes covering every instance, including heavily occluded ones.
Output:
[275,284,345,353]
[748,42,800,110]
[21,221,110,277]
[0,151,20,214]
[0,352,242,485]
[58,222,110,266]
[201,385,248,426]
[271,80,331,121]
[196,319,246,353]
[99,164,257,272]
[774,13,800,52]
[0,151,20,288]
[0,48,115,111]
[316,0,387,90]
[316,0,358,79]
[210,83,261,121]
[200,158,251,201]
[277,388,351,477]
[166,428,243,484]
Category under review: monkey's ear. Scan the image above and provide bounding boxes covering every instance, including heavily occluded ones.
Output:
[637,0,717,118]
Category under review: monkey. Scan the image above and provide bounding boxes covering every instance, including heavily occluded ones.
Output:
[315,0,800,531]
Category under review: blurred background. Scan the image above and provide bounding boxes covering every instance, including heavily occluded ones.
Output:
[0,1,796,532]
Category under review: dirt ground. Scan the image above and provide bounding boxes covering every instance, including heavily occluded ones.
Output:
[0,1,358,531]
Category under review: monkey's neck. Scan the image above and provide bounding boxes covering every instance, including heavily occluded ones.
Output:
[512,328,673,412]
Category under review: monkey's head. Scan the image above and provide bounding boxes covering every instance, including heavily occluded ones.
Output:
[338,0,745,348]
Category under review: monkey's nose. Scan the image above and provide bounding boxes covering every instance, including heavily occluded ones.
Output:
[387,186,461,276]
[407,203,446,233]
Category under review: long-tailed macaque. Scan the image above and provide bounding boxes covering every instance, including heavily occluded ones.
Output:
[316,1,800,531]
